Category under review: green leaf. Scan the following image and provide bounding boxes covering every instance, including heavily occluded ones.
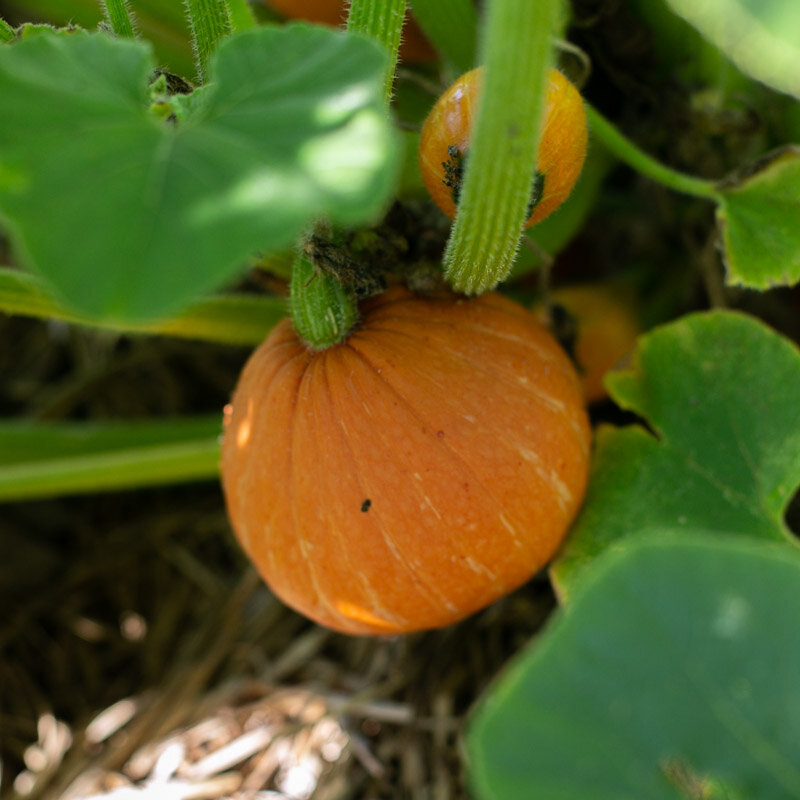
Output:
[0,416,222,501]
[717,147,800,289]
[466,535,800,800]
[627,0,760,95]
[1,16,16,43]
[0,25,399,322]
[663,0,800,100]
[552,311,800,594]
[0,267,284,345]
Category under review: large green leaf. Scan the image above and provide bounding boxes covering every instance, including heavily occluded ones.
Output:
[717,147,800,289]
[0,25,399,322]
[627,0,755,92]
[0,267,283,345]
[663,0,800,99]
[467,535,800,800]
[553,311,800,594]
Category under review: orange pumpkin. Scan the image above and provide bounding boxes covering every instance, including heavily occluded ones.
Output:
[260,0,436,63]
[535,284,642,404]
[221,286,591,635]
[418,67,588,227]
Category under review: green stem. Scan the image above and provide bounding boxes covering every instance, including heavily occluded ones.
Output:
[0,268,284,346]
[347,0,406,106]
[289,253,358,350]
[101,0,136,38]
[443,0,560,294]
[408,0,477,72]
[225,0,257,32]
[183,0,232,82]
[585,104,720,201]
[0,16,16,42]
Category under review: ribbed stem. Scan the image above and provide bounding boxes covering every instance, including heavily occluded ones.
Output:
[101,0,137,38]
[183,0,232,82]
[290,253,359,349]
[443,0,560,294]
[347,0,406,107]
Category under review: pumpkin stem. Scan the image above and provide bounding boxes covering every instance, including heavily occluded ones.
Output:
[290,253,359,350]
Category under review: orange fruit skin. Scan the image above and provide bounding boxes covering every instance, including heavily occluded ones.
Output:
[260,0,436,63]
[418,67,588,227]
[535,285,642,404]
[221,286,591,636]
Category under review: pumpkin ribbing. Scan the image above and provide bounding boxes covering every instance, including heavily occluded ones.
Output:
[221,286,591,635]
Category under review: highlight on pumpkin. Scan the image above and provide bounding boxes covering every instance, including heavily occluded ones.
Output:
[418,66,588,228]
[220,286,591,636]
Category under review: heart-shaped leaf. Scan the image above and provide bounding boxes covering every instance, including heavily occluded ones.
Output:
[0,25,399,322]
[717,147,800,289]
[553,310,800,594]
[467,535,800,800]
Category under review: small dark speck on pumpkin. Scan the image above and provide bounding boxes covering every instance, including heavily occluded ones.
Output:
[361,499,372,512]
[436,430,445,438]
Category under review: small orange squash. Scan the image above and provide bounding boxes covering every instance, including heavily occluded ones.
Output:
[418,67,588,227]
[534,284,642,404]
[221,286,591,635]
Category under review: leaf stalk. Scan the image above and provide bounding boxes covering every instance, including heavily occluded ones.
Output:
[101,0,137,38]
[443,0,560,294]
[183,0,232,82]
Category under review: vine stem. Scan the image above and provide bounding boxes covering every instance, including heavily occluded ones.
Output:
[101,0,136,38]
[183,0,232,83]
[443,0,560,294]
[585,104,721,201]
